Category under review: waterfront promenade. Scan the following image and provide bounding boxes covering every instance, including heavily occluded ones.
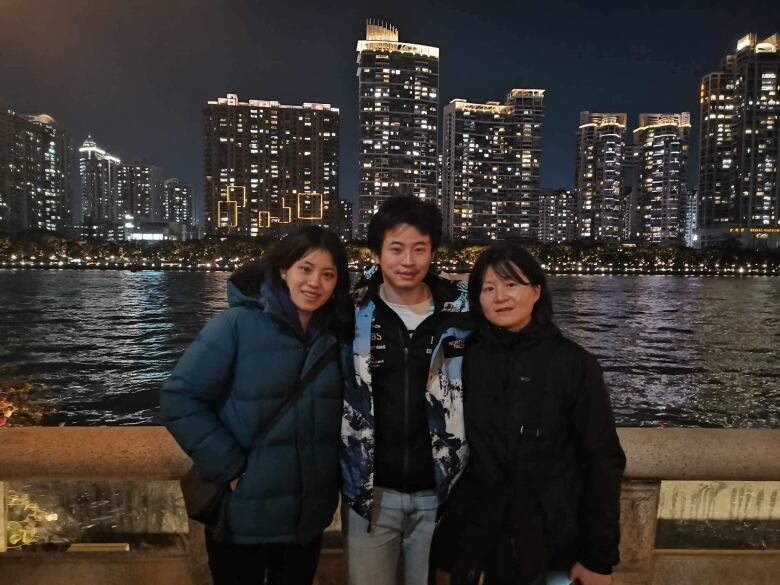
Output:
[1,427,778,584]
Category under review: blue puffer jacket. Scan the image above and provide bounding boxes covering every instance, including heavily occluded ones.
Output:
[160,276,344,545]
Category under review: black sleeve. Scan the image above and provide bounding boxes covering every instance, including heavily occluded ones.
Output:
[568,352,626,574]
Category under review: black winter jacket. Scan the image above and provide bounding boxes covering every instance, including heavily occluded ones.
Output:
[367,270,473,493]
[431,320,626,583]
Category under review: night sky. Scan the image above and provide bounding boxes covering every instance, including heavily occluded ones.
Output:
[2,0,779,219]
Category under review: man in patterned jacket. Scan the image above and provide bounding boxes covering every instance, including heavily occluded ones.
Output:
[341,195,472,585]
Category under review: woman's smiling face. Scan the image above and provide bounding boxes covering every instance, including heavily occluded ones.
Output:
[479,264,541,332]
[282,248,338,317]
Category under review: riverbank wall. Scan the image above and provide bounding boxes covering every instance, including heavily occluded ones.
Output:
[1,428,779,584]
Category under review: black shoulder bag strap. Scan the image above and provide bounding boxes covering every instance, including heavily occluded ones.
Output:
[243,341,339,457]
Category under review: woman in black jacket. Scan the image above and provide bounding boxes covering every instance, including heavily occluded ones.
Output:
[431,243,626,585]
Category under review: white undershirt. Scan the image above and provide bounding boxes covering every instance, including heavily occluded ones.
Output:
[379,284,435,335]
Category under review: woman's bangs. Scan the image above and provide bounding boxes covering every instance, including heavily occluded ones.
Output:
[491,259,531,286]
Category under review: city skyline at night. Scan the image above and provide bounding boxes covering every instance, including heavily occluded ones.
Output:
[1,2,778,246]
[2,1,776,193]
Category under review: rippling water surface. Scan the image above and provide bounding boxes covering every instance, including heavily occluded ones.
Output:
[0,270,778,426]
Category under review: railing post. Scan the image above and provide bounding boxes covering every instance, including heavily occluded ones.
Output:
[0,481,6,553]
[186,519,212,585]
[615,479,661,585]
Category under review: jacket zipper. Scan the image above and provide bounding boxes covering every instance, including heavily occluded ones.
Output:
[399,325,411,493]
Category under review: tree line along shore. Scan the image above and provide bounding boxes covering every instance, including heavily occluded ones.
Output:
[1,231,778,275]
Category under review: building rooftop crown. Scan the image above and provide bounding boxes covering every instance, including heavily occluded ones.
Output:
[736,32,779,53]
[366,20,399,41]
[25,113,58,126]
[635,112,691,130]
[208,93,337,112]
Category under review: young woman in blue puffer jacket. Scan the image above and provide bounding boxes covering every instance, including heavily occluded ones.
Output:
[160,226,353,585]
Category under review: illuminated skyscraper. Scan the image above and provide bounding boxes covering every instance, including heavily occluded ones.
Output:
[685,187,699,247]
[698,33,780,249]
[442,90,544,241]
[633,113,690,243]
[338,198,354,241]
[539,188,576,243]
[117,159,164,221]
[203,93,339,236]
[163,178,194,226]
[79,136,121,226]
[698,70,735,246]
[356,21,439,236]
[0,100,71,233]
[575,112,628,241]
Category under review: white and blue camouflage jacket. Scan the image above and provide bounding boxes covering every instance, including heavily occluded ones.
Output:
[340,265,473,519]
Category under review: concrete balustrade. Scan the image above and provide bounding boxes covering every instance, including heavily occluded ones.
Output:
[1,427,779,584]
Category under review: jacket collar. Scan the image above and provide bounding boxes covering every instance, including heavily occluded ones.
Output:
[477,319,560,349]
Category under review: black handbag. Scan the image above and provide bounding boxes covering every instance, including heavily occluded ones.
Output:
[180,464,230,525]
[179,344,337,534]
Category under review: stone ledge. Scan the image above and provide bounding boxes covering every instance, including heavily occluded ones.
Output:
[2,427,778,481]
[652,550,780,585]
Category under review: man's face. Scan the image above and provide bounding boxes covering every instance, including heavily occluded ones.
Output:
[373,223,433,294]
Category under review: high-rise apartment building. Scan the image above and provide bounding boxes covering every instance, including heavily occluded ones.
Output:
[539,188,576,243]
[203,93,339,236]
[685,187,699,247]
[698,70,735,246]
[163,178,194,226]
[356,21,439,236]
[338,198,354,241]
[0,100,71,233]
[442,90,544,241]
[79,136,121,226]
[0,100,12,228]
[117,159,164,221]
[699,33,780,248]
[633,113,690,244]
[575,112,628,242]
[621,145,641,241]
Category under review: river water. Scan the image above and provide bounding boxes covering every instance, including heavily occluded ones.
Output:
[0,269,778,427]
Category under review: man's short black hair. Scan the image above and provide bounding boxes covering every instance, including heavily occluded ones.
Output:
[367,196,442,254]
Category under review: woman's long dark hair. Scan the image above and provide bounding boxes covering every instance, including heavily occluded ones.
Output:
[467,242,554,327]
[230,226,353,340]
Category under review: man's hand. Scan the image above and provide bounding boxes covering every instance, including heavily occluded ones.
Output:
[569,562,613,585]
[229,478,239,492]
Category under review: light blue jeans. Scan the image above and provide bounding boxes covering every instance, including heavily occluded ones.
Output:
[534,571,573,585]
[341,486,438,585]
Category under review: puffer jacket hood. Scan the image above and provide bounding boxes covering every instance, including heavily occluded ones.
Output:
[227,260,320,341]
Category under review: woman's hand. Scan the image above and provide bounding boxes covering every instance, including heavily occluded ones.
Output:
[569,562,613,585]
[229,478,239,492]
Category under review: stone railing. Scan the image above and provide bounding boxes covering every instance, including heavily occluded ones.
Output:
[1,428,779,585]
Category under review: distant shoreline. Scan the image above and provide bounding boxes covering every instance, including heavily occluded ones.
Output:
[1,263,777,277]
